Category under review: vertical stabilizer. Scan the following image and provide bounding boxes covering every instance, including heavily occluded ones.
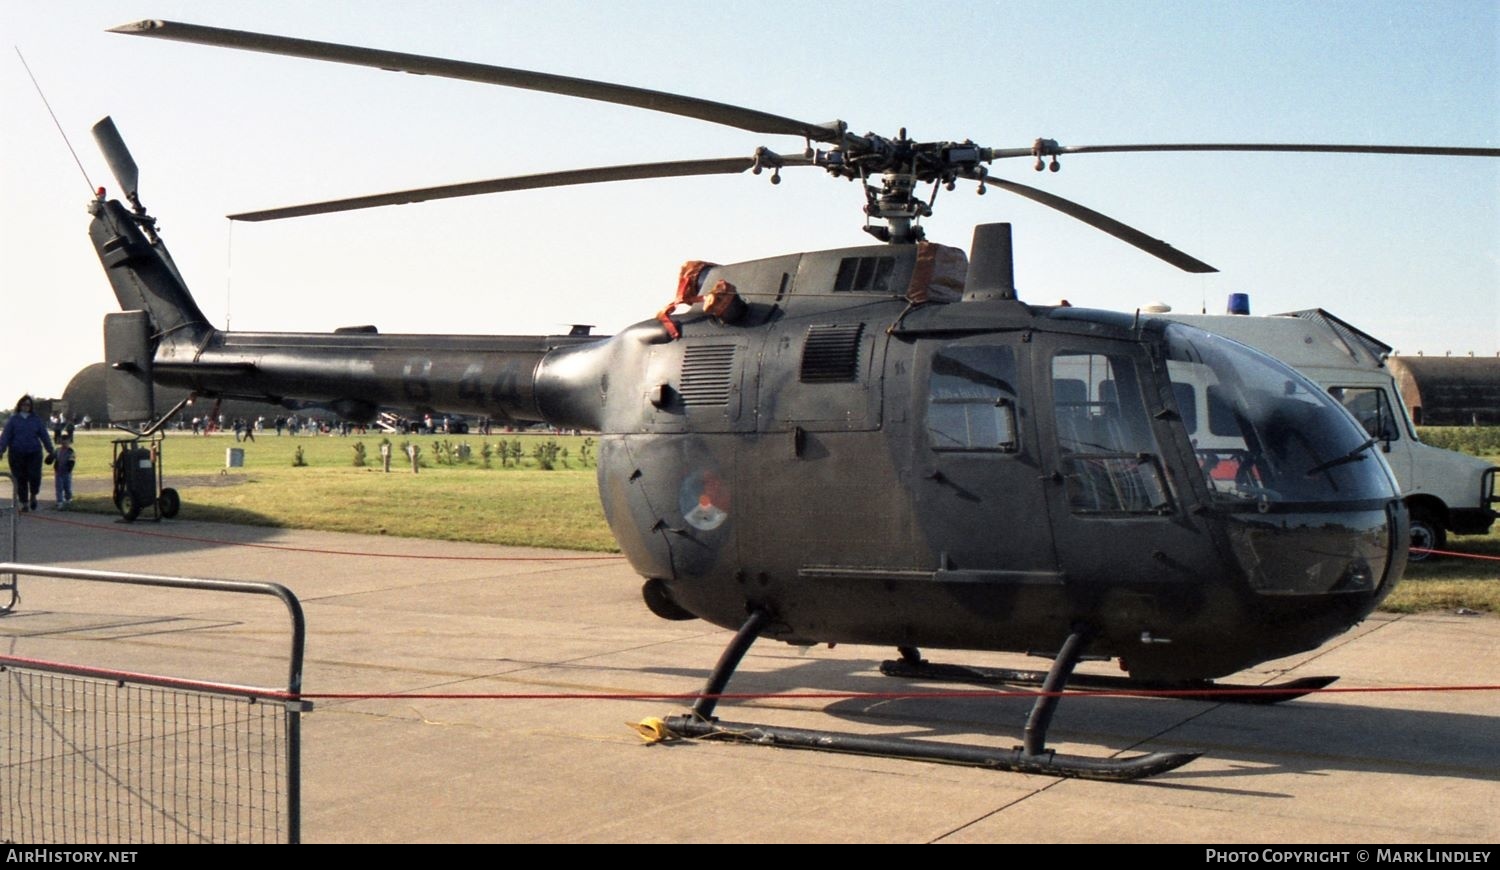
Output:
[88,197,213,345]
[103,310,155,423]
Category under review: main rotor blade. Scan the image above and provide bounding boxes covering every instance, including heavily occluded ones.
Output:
[111,20,844,143]
[989,142,1500,160]
[229,157,769,221]
[91,116,139,202]
[970,172,1218,273]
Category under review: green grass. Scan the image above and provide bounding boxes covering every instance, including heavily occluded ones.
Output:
[1416,426,1500,456]
[55,431,1500,612]
[1375,443,1498,614]
[65,429,615,551]
[1384,506,1500,614]
[1381,576,1500,614]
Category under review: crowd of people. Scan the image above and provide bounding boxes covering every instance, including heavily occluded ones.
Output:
[182,413,362,438]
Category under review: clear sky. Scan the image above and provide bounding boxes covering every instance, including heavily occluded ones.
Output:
[2,1,1495,412]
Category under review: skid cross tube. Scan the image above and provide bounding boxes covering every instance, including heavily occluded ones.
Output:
[661,612,1200,781]
[1023,627,1089,755]
[691,608,770,720]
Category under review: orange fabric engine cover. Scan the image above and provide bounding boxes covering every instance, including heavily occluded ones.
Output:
[657,260,720,339]
[702,279,745,322]
[906,241,968,304]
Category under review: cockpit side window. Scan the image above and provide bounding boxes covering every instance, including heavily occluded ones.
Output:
[927,344,1019,452]
[1051,351,1171,513]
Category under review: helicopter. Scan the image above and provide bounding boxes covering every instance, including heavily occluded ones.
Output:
[81,19,1500,780]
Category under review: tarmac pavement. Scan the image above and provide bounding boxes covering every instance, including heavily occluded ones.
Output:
[2,510,1497,843]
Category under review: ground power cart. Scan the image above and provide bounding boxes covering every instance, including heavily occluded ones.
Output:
[112,434,180,522]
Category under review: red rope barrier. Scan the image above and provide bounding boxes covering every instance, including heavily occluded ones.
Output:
[299,684,1500,702]
[1411,547,1500,562]
[6,652,1495,704]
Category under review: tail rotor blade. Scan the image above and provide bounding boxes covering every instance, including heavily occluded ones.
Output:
[91,116,140,203]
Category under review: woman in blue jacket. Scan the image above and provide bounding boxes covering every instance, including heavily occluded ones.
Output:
[0,395,56,512]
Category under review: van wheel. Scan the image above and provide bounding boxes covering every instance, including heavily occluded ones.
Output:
[1407,508,1445,562]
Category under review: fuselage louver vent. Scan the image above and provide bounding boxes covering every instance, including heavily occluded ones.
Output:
[834,256,897,294]
[680,344,737,406]
[801,323,865,383]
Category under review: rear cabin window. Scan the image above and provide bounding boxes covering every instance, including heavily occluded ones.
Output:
[927,345,1019,452]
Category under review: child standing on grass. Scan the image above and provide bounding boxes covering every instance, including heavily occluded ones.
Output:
[53,436,76,509]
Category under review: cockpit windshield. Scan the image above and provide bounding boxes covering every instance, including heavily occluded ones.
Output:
[1163,324,1398,506]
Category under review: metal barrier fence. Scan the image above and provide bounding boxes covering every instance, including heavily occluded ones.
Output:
[1,472,16,613]
[0,563,308,844]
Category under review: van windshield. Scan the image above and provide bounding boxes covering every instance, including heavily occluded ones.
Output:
[1163,324,1397,506]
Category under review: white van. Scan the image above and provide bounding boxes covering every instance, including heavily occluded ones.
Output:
[1158,308,1497,559]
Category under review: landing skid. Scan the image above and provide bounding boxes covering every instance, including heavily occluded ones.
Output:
[659,717,1197,781]
[644,612,1199,782]
[881,649,1338,706]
